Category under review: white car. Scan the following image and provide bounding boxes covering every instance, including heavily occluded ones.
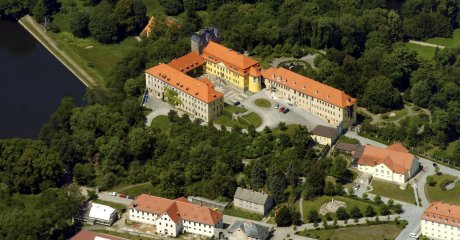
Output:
[409,233,417,238]
[109,192,117,196]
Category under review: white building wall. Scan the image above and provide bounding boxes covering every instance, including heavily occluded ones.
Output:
[156,213,180,237]
[421,219,460,240]
[358,163,406,184]
[234,198,265,215]
[128,208,157,225]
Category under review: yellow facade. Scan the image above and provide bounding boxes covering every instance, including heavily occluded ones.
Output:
[205,61,248,90]
[248,75,261,92]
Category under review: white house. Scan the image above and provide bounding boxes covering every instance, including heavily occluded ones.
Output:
[421,202,460,240]
[73,202,118,226]
[357,143,419,184]
[310,125,339,146]
[233,187,274,215]
[128,194,223,237]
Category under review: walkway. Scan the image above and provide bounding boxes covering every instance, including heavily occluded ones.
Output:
[18,15,96,87]
[359,104,431,126]
[409,40,445,49]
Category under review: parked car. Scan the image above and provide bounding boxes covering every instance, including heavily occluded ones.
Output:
[283,108,290,114]
[128,195,135,200]
[234,101,240,106]
[109,192,117,196]
[353,184,360,191]
[275,103,279,109]
[279,106,285,112]
[119,193,126,198]
[409,233,417,238]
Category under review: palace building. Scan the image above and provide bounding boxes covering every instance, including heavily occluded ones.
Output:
[200,42,262,93]
[261,67,356,129]
[145,62,224,122]
[421,202,460,240]
[128,194,223,237]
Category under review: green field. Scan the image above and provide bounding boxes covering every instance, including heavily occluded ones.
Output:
[223,205,263,221]
[254,98,272,108]
[224,106,247,114]
[150,115,172,133]
[297,222,405,240]
[426,29,460,48]
[370,180,416,204]
[406,43,436,60]
[93,199,127,213]
[302,196,380,222]
[112,182,162,198]
[425,174,460,204]
[141,0,164,16]
[242,112,262,127]
[272,124,300,137]
[380,108,408,121]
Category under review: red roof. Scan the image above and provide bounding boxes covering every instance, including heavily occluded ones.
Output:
[70,230,127,240]
[261,67,356,108]
[167,51,205,73]
[422,202,460,226]
[387,143,409,153]
[357,144,415,174]
[201,42,260,76]
[130,194,223,225]
[145,64,223,103]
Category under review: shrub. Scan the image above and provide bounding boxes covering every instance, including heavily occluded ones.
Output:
[427,176,437,186]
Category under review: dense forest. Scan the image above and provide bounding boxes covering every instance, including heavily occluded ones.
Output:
[2,0,460,238]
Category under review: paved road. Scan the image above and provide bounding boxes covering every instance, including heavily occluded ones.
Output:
[19,15,96,86]
[98,192,134,206]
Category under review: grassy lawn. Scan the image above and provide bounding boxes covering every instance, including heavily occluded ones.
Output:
[242,112,262,128]
[272,124,300,137]
[93,229,157,239]
[112,182,162,198]
[426,29,460,48]
[223,205,263,221]
[212,115,243,128]
[425,174,460,204]
[370,180,415,204]
[224,106,247,114]
[406,43,436,60]
[150,115,172,133]
[93,199,127,213]
[254,98,271,108]
[297,222,405,240]
[380,108,408,122]
[302,196,380,222]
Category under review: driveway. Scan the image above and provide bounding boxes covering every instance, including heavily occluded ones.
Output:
[241,90,332,131]
[98,192,134,206]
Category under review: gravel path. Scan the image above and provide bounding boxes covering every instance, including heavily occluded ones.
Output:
[409,40,445,49]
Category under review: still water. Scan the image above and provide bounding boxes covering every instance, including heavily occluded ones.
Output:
[0,20,85,139]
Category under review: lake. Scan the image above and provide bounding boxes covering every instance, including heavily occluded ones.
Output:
[0,19,86,139]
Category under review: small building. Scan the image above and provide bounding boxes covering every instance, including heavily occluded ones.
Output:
[217,220,270,240]
[233,187,274,215]
[310,125,339,146]
[357,143,419,184]
[421,202,460,240]
[73,202,118,226]
[188,196,229,211]
[128,194,223,237]
[70,229,127,240]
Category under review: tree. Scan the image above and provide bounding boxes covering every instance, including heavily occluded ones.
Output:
[361,76,403,113]
[303,164,325,199]
[292,211,302,226]
[387,199,394,207]
[365,205,376,217]
[251,162,265,189]
[380,204,391,216]
[393,203,404,214]
[350,206,362,220]
[335,183,344,195]
[276,206,292,227]
[278,122,287,131]
[69,10,90,38]
[336,207,349,220]
[307,209,320,223]
[89,2,119,43]
[159,0,184,16]
[329,157,348,180]
[362,193,368,200]
[427,175,437,186]
[268,168,287,203]
[324,181,336,196]
[32,0,60,23]
[374,195,383,205]
[114,0,147,36]
[73,163,94,185]
[435,165,441,175]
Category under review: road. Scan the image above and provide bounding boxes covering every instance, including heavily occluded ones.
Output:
[98,191,134,206]
[18,15,96,86]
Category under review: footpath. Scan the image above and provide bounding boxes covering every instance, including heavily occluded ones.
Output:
[18,15,96,87]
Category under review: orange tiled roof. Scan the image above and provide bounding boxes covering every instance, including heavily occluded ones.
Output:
[201,42,260,76]
[261,67,356,108]
[130,194,223,225]
[145,64,223,104]
[168,51,205,73]
[422,202,460,226]
[387,143,409,153]
[70,229,127,240]
[357,144,415,174]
